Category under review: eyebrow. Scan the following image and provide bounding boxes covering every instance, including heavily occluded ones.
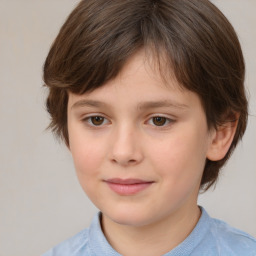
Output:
[137,100,189,110]
[71,99,189,110]
[71,100,107,109]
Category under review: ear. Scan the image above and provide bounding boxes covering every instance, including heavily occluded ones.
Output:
[206,113,239,161]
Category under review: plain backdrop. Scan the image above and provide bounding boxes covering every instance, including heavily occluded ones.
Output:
[0,1,255,255]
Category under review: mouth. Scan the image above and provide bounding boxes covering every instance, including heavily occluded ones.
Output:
[104,178,154,196]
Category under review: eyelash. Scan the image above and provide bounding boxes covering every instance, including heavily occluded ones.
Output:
[82,115,110,127]
[147,116,174,127]
[82,115,175,128]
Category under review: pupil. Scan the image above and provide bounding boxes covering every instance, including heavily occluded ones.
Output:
[92,116,104,125]
[153,117,166,126]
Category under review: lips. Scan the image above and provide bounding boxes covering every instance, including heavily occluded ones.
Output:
[104,178,154,195]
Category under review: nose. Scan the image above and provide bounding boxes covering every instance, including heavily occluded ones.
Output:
[109,125,143,166]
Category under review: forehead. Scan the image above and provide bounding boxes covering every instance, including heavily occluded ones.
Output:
[118,49,182,89]
[68,50,204,116]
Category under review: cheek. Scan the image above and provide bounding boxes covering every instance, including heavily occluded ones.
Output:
[150,130,207,184]
[69,130,106,181]
[70,139,106,203]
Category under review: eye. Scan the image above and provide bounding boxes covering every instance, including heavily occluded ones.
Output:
[83,115,109,126]
[147,116,174,127]
[152,117,167,126]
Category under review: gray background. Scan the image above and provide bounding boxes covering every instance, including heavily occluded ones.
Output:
[0,1,255,255]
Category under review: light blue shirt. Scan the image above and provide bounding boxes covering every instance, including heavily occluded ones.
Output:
[42,207,256,255]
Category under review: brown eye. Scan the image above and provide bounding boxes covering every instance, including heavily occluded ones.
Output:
[90,116,105,126]
[152,117,167,126]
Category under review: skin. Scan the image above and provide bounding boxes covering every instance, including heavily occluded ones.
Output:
[67,50,236,256]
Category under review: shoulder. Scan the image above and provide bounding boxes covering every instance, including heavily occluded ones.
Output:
[41,228,90,256]
[41,212,118,256]
[209,216,256,255]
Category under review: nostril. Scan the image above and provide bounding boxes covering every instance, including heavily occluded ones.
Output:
[111,156,140,166]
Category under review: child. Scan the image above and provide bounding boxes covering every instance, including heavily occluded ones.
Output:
[42,0,256,255]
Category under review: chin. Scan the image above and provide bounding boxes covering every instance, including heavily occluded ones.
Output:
[103,208,157,227]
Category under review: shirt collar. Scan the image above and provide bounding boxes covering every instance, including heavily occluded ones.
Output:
[88,206,211,256]
[88,212,122,256]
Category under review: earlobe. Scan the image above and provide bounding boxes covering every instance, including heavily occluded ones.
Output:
[206,114,239,161]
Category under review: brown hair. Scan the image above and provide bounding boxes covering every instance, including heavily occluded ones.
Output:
[43,0,248,191]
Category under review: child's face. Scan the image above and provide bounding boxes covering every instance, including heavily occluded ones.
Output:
[67,50,215,227]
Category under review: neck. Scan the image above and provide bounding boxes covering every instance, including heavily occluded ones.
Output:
[101,205,201,256]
